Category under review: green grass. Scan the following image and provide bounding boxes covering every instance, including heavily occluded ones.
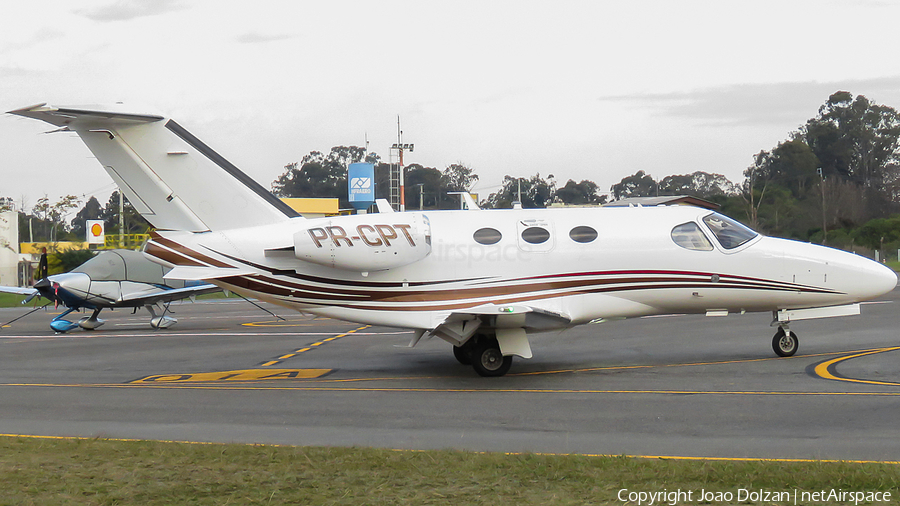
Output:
[0,292,31,308]
[196,290,234,300]
[0,436,897,505]
[886,260,900,272]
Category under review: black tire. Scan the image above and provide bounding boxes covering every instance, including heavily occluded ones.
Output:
[453,344,473,365]
[471,337,513,377]
[772,327,798,357]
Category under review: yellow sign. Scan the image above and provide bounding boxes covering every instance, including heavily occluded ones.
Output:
[129,368,331,383]
[280,198,340,216]
[20,242,89,254]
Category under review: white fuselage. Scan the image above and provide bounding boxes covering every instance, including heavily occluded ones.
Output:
[14,103,896,373]
[145,205,898,330]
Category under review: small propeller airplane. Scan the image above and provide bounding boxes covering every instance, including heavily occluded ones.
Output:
[8,103,898,375]
[0,249,219,332]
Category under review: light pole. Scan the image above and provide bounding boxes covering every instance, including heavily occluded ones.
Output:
[818,167,827,245]
[415,183,424,210]
[390,117,414,212]
[119,189,125,248]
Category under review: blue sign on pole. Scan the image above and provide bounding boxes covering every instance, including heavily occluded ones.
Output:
[348,162,375,211]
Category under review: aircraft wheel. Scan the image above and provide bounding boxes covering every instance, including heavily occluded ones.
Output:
[772,327,798,357]
[471,337,513,377]
[453,344,473,365]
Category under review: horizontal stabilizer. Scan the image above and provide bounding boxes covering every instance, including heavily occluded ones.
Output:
[164,266,255,281]
[8,103,164,127]
[9,103,299,232]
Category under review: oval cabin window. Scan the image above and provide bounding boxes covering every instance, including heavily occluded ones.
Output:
[569,226,597,243]
[521,226,550,244]
[671,222,713,251]
[473,228,502,245]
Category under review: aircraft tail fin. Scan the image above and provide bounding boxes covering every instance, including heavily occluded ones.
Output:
[9,103,299,232]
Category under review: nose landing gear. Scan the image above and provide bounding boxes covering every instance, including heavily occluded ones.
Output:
[772,326,798,357]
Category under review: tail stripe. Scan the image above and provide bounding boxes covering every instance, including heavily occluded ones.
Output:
[164,120,299,219]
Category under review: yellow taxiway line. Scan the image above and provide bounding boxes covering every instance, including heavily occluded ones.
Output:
[129,368,332,383]
[257,324,371,367]
[813,346,900,386]
[1,346,897,392]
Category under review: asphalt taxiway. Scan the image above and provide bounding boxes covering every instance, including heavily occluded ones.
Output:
[0,290,898,461]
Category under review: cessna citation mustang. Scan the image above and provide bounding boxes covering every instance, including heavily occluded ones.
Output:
[9,104,898,376]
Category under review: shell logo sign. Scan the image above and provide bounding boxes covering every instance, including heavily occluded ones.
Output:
[86,220,105,244]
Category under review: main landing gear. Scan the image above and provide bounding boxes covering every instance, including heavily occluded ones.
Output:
[78,308,106,330]
[772,325,798,357]
[147,305,178,329]
[453,334,513,377]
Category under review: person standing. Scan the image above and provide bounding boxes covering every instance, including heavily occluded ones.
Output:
[37,247,48,280]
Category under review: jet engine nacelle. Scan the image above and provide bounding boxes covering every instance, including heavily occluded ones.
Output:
[293,213,432,272]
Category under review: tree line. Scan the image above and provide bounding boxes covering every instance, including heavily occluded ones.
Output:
[269,91,900,256]
[270,147,481,210]
[5,191,148,244]
[9,91,900,257]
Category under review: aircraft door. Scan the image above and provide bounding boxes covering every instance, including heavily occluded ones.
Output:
[84,280,121,305]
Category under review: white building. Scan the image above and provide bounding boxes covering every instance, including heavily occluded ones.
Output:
[0,211,19,286]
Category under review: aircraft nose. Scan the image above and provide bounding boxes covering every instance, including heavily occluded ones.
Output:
[857,258,898,300]
[49,272,92,299]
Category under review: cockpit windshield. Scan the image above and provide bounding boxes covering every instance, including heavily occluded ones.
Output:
[701,213,758,249]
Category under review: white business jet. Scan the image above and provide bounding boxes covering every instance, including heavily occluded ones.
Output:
[9,104,897,376]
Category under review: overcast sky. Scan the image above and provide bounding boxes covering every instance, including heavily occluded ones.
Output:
[2,0,900,213]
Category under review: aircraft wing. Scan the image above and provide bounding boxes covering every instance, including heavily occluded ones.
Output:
[119,283,221,306]
[442,303,571,327]
[0,285,40,297]
[421,304,572,359]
